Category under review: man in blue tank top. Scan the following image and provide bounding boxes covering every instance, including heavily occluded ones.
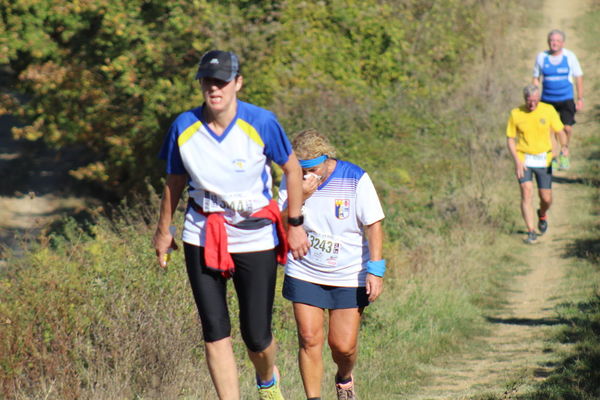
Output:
[532,29,584,170]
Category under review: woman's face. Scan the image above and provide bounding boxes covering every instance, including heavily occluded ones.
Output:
[200,76,242,113]
[302,161,328,182]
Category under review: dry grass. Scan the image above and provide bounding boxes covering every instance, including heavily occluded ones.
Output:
[0,1,559,399]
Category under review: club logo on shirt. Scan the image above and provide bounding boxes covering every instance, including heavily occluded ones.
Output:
[539,118,546,125]
[232,159,246,172]
[335,199,350,219]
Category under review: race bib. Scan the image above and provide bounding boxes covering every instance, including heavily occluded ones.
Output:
[202,191,254,214]
[524,152,548,168]
[307,232,341,267]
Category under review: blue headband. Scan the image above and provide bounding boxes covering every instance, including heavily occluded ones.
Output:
[299,155,328,168]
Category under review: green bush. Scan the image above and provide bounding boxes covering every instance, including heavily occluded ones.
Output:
[2,0,482,196]
[0,0,542,398]
[0,206,211,399]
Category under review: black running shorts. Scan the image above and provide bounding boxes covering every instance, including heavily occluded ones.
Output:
[184,243,278,352]
[546,99,576,126]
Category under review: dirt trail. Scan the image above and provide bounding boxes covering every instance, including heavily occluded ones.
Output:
[0,119,96,264]
[411,0,595,399]
[0,1,595,396]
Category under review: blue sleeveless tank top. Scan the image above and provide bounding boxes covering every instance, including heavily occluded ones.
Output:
[541,54,573,102]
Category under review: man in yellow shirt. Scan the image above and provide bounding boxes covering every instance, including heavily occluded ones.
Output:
[506,84,567,243]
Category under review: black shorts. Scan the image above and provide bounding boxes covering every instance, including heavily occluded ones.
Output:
[518,166,552,189]
[184,243,278,352]
[545,99,576,126]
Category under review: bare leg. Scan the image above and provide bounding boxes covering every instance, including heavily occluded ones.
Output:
[538,188,552,216]
[519,181,535,232]
[248,339,277,383]
[294,302,326,398]
[328,307,363,381]
[205,337,240,400]
[564,124,573,149]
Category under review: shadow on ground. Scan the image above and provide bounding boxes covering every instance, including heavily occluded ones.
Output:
[475,296,600,400]
[563,236,600,265]
[484,316,567,327]
[0,113,109,251]
[511,295,600,400]
[0,114,107,198]
[552,175,600,187]
[475,225,600,400]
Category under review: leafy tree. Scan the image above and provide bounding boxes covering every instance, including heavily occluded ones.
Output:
[1,0,483,196]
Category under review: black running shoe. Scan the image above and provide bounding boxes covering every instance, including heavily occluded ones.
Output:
[524,231,538,244]
[537,209,548,235]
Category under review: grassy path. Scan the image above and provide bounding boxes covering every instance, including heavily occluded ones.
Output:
[408,0,598,398]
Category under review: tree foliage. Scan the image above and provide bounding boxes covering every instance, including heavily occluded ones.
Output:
[1,0,483,195]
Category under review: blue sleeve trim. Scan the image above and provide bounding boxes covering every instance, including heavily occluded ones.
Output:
[158,109,201,175]
[238,101,292,166]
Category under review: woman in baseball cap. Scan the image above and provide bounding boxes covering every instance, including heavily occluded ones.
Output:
[153,50,309,399]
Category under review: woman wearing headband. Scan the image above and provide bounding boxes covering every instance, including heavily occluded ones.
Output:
[278,129,386,400]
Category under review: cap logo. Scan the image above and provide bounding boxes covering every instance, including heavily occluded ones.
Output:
[210,58,219,64]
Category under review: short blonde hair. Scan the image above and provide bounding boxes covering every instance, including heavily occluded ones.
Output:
[291,129,337,160]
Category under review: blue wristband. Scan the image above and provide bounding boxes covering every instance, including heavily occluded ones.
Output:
[367,259,386,277]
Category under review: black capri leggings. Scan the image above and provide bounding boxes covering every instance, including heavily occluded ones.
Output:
[184,243,278,352]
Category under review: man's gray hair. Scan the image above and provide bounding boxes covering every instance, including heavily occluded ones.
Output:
[547,29,566,41]
[523,84,540,98]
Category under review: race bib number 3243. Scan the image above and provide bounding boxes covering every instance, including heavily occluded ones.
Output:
[307,232,341,267]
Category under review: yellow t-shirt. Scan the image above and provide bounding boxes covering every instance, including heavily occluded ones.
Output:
[506,102,564,165]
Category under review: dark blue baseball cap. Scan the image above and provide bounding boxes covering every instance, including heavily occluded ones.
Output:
[195,50,240,82]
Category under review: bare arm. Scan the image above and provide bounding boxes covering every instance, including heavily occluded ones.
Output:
[280,152,309,260]
[554,128,569,156]
[152,174,187,268]
[365,220,384,302]
[575,75,584,111]
[532,77,540,86]
[506,137,525,179]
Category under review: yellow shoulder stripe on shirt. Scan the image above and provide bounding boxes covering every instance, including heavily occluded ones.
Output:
[178,121,202,147]
[237,119,264,147]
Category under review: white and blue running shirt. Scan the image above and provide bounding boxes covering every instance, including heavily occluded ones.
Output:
[533,49,583,102]
[159,100,292,252]
[278,160,385,287]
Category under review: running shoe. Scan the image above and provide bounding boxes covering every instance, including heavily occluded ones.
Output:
[257,366,284,400]
[551,158,559,170]
[558,153,570,170]
[537,209,548,235]
[335,375,357,400]
[524,231,538,244]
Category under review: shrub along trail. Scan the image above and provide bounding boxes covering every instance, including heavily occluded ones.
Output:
[409,0,598,398]
[2,1,598,398]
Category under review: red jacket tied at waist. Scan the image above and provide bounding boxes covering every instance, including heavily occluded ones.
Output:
[199,199,289,278]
